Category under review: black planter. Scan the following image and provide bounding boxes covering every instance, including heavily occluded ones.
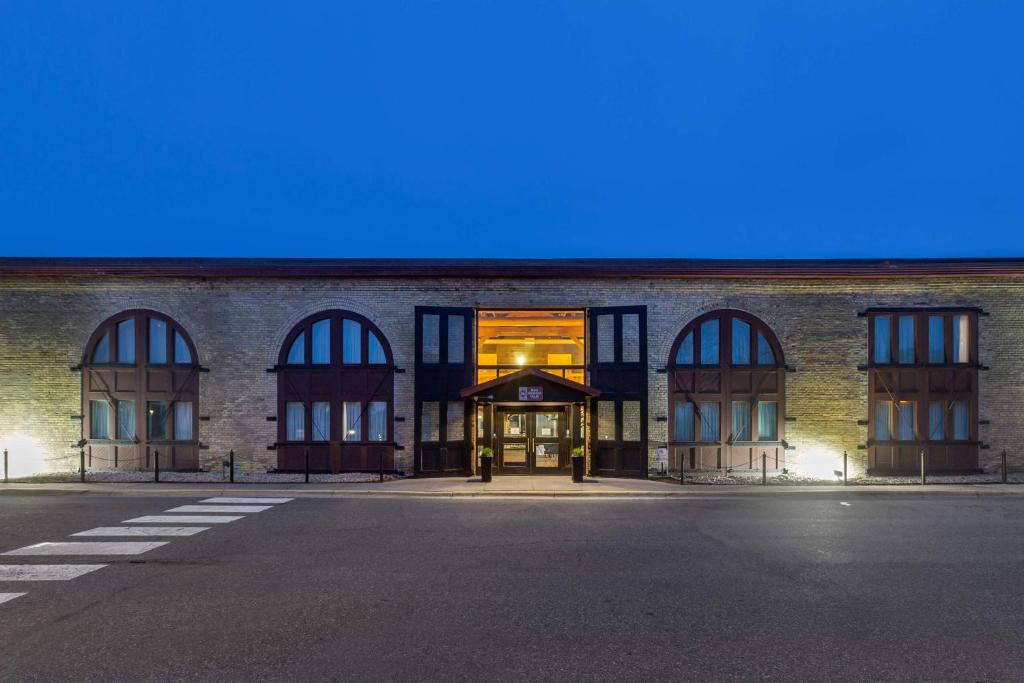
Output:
[571,455,585,483]
[480,455,493,483]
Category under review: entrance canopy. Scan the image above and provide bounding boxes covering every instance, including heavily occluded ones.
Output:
[459,367,600,404]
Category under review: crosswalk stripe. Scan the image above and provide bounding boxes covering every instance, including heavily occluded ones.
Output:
[0,565,106,580]
[0,593,27,605]
[124,515,243,524]
[72,527,209,537]
[200,497,293,504]
[3,542,168,556]
[165,505,271,513]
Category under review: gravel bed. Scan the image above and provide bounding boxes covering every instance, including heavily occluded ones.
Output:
[7,470,402,484]
[668,471,1024,486]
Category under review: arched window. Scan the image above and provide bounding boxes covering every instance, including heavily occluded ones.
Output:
[81,310,200,470]
[667,310,785,473]
[276,311,395,473]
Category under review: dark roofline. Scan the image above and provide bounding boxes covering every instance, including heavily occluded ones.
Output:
[3,257,1024,279]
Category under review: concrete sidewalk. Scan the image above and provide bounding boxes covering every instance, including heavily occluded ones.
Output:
[2,475,1024,498]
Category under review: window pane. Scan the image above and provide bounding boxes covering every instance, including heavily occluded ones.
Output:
[874,400,892,441]
[731,401,751,441]
[117,400,135,440]
[675,331,694,365]
[897,315,914,364]
[446,401,464,441]
[952,401,969,440]
[757,401,777,441]
[174,401,193,440]
[149,318,168,363]
[596,314,615,363]
[673,401,694,441]
[622,401,641,441]
[286,402,304,441]
[447,315,464,364]
[928,401,944,441]
[117,319,135,363]
[897,401,914,440]
[699,402,720,442]
[731,319,751,365]
[597,401,616,440]
[311,402,330,442]
[312,320,330,364]
[622,314,640,363]
[756,332,775,365]
[700,319,719,365]
[174,331,192,364]
[340,319,361,364]
[927,316,944,363]
[368,331,386,364]
[422,314,440,363]
[90,400,110,439]
[368,402,387,441]
[343,402,361,441]
[421,402,440,441]
[873,315,891,364]
[286,332,305,364]
[147,401,168,440]
[93,333,110,363]
[952,315,969,363]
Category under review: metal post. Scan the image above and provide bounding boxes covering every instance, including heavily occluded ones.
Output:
[3,449,8,484]
[80,449,86,483]
[762,452,767,486]
[304,447,310,483]
[154,450,160,483]
[229,450,235,483]
[843,450,848,486]
[379,447,384,483]
[1002,450,1008,484]
[920,449,926,485]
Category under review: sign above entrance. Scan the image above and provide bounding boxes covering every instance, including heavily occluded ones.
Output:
[518,386,544,401]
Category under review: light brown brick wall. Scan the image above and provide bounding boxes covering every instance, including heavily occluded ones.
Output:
[1,275,1022,476]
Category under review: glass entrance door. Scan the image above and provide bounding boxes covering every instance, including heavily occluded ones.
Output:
[497,407,568,473]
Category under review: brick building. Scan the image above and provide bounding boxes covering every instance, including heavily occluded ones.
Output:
[1,257,1022,479]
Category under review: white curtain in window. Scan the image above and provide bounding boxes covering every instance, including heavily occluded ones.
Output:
[952,401,969,440]
[699,402,720,442]
[368,331,386,364]
[90,400,110,439]
[757,401,778,441]
[731,401,751,441]
[117,319,135,363]
[287,332,305,364]
[149,319,168,363]
[675,332,694,365]
[757,332,775,365]
[674,401,694,441]
[286,402,304,441]
[731,319,751,365]
[700,320,719,365]
[928,401,944,440]
[117,400,135,440]
[873,316,891,364]
[312,320,330,364]
[368,402,387,441]
[898,315,914,363]
[93,333,110,363]
[874,401,892,440]
[897,402,914,440]
[311,402,330,441]
[174,331,192,364]
[953,315,969,363]
[344,402,361,441]
[174,401,193,440]
[447,316,465,364]
[927,316,944,363]
[342,319,362,364]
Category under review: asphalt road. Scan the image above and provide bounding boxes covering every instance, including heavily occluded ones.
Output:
[1,491,1023,681]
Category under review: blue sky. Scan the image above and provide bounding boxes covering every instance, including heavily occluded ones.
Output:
[1,1,1021,258]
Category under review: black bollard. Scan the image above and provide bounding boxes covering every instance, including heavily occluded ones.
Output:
[843,450,848,486]
[920,449,926,486]
[80,449,85,483]
[3,448,7,484]
[229,450,235,483]
[304,447,310,483]
[155,450,160,483]
[762,452,767,486]
[1002,450,1008,484]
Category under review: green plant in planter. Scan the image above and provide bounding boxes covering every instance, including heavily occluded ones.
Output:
[481,447,494,458]
[571,447,584,458]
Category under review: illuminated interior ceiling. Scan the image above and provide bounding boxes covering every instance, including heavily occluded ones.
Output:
[477,310,585,384]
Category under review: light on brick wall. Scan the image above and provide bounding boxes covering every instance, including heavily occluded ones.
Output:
[0,433,48,477]
[792,442,846,480]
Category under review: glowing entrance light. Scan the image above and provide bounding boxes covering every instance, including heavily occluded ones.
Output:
[515,354,526,366]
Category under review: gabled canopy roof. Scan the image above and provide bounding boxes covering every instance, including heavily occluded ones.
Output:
[459,367,600,399]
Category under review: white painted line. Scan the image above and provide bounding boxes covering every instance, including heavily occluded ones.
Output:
[3,542,168,556]
[72,527,209,537]
[200,497,293,504]
[124,515,243,524]
[165,505,271,513]
[0,593,27,605]
[840,502,851,506]
[0,565,106,581]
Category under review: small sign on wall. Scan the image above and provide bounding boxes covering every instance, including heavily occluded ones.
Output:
[655,447,668,463]
[518,386,544,401]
